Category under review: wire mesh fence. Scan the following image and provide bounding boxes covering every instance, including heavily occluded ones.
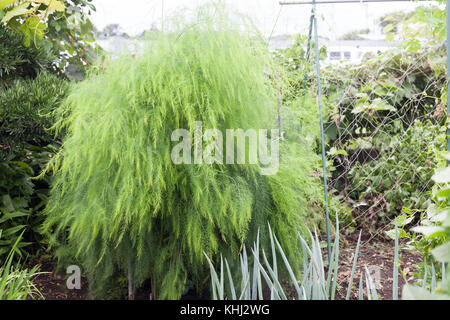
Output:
[320,41,447,237]
[271,1,447,242]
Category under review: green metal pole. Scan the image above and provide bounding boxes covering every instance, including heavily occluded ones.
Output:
[311,0,332,265]
[302,8,315,92]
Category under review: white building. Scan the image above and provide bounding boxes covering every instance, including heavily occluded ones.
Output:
[322,39,400,65]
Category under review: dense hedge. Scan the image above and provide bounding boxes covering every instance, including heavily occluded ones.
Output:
[0,72,67,260]
[0,28,67,261]
[0,73,68,149]
[0,26,55,87]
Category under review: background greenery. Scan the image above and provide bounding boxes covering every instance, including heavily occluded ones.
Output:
[0,0,449,300]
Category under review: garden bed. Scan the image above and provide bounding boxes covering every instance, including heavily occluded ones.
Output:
[31,232,421,301]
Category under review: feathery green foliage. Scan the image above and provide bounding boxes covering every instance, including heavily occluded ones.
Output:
[43,3,323,299]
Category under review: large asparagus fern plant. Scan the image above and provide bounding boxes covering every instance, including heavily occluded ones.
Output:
[42,4,323,299]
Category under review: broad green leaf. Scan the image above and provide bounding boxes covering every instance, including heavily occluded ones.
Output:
[352,98,396,114]
[432,167,450,183]
[21,16,46,45]
[0,210,29,224]
[385,228,409,240]
[383,23,394,33]
[1,194,15,212]
[411,225,445,238]
[327,147,348,157]
[1,225,25,237]
[0,0,15,10]
[1,2,32,24]
[431,242,450,263]
[436,187,450,199]
[402,285,450,300]
[393,214,414,227]
[32,0,65,11]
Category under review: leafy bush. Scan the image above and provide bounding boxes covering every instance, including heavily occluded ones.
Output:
[319,43,447,227]
[346,120,445,225]
[0,25,55,86]
[273,23,447,229]
[0,72,67,260]
[43,5,324,299]
[402,158,450,299]
[0,72,68,148]
[0,143,57,260]
[0,1,99,79]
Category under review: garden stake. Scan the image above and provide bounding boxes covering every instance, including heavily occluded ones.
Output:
[281,0,332,265]
[301,7,314,92]
[311,0,332,265]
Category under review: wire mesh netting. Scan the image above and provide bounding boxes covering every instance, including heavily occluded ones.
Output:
[321,47,446,235]
[270,1,447,240]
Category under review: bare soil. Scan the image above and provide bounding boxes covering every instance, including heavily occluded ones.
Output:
[334,232,421,300]
[30,231,421,300]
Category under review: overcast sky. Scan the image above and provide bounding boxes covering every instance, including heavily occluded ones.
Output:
[89,0,438,38]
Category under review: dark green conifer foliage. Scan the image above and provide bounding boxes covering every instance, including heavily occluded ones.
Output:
[43,4,323,299]
[0,73,68,148]
[0,26,55,87]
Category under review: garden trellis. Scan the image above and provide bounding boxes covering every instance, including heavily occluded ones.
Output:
[278,0,450,259]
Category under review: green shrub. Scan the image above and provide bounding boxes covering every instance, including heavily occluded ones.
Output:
[0,71,67,261]
[43,5,324,299]
[0,72,68,148]
[0,26,55,87]
[346,119,445,225]
[403,158,450,299]
[0,143,59,260]
[320,44,446,227]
